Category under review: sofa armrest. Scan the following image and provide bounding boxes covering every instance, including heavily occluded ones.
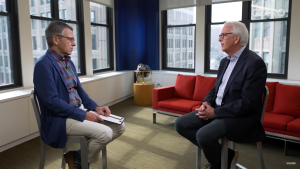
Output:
[152,85,175,109]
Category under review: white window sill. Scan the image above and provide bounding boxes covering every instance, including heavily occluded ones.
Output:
[0,71,134,103]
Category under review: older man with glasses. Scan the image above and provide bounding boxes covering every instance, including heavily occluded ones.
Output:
[175,21,267,169]
[33,21,125,169]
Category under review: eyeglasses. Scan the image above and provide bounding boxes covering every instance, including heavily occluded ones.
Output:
[55,35,75,42]
[219,33,233,39]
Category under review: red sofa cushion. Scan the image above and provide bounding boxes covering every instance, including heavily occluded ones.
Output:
[265,82,277,112]
[287,118,300,133]
[174,74,196,100]
[193,75,216,101]
[272,83,300,117]
[192,105,201,111]
[158,98,201,112]
[263,112,296,130]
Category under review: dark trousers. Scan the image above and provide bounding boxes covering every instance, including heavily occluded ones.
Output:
[174,110,226,167]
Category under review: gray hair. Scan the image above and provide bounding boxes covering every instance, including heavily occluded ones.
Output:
[224,21,249,46]
[45,21,73,48]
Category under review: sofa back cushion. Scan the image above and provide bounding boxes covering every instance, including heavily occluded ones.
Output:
[272,83,300,117]
[193,75,217,101]
[265,82,277,112]
[174,74,196,100]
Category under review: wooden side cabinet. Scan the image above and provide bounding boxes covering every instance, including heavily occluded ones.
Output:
[133,83,154,106]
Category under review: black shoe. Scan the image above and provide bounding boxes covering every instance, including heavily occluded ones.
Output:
[228,148,239,169]
[64,151,76,169]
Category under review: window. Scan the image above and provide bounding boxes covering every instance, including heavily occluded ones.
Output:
[263,52,269,69]
[92,58,97,69]
[163,7,196,71]
[91,10,95,23]
[205,0,291,78]
[42,36,47,50]
[62,9,67,20]
[29,0,85,74]
[92,34,96,50]
[90,2,114,72]
[3,38,7,50]
[0,0,22,88]
[31,0,35,7]
[32,36,37,50]
[31,19,36,29]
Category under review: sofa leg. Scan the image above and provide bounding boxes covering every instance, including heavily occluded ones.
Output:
[284,141,288,155]
[153,113,156,124]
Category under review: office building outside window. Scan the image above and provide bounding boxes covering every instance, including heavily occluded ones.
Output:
[205,0,291,78]
[29,0,85,74]
[162,7,196,71]
[0,0,22,89]
[90,2,114,72]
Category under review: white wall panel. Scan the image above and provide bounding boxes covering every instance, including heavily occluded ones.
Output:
[28,97,38,134]
[105,76,123,103]
[162,74,177,86]
[120,73,134,97]
[0,98,29,146]
[82,80,107,106]
[152,73,163,88]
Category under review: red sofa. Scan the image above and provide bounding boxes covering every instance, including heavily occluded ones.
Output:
[152,74,300,153]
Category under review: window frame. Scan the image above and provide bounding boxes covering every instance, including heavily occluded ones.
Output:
[30,0,86,75]
[204,0,292,79]
[90,5,114,73]
[0,0,22,90]
[161,10,196,72]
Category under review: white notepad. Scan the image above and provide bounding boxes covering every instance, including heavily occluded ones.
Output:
[89,111,124,124]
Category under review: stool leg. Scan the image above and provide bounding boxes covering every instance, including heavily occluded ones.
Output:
[39,139,46,169]
[102,146,107,169]
[284,141,288,155]
[80,137,89,169]
[257,142,265,169]
[221,137,228,169]
[61,144,68,169]
[196,146,201,169]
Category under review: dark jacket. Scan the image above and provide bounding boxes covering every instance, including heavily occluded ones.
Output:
[33,50,98,148]
[203,47,267,142]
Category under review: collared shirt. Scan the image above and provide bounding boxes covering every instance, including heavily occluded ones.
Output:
[48,48,82,107]
[215,46,246,106]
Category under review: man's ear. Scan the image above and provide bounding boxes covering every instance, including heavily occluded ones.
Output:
[52,36,59,46]
[234,35,240,45]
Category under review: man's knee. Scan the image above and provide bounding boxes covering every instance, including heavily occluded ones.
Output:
[115,123,126,136]
[196,129,215,147]
[96,128,113,144]
[174,116,184,133]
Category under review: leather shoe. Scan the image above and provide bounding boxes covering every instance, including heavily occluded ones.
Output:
[228,148,239,169]
[64,151,76,169]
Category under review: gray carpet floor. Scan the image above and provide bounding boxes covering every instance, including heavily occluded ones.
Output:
[0,97,299,169]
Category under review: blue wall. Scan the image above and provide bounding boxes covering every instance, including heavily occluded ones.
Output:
[115,0,159,71]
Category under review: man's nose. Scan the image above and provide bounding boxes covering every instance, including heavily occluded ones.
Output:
[72,41,76,46]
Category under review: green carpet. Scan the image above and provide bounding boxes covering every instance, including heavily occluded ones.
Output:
[0,97,299,169]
